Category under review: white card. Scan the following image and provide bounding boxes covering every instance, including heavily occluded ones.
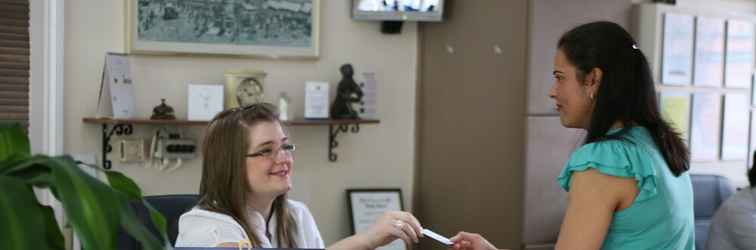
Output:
[188,84,224,121]
[305,81,329,119]
[97,53,136,118]
[422,229,452,246]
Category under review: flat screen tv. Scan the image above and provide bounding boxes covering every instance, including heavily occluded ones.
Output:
[352,0,444,22]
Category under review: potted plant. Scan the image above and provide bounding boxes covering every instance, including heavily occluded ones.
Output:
[0,122,168,250]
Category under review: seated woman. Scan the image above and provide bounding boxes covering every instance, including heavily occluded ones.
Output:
[705,152,756,250]
[175,103,422,249]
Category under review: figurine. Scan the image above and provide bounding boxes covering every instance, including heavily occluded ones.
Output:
[151,98,176,120]
[330,64,364,119]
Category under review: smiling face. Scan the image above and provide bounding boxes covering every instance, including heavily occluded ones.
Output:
[549,49,601,129]
[245,121,292,199]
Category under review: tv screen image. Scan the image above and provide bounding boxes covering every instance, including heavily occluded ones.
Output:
[352,0,444,22]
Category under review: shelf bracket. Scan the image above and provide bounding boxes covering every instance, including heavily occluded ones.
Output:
[100,123,133,169]
[328,123,361,162]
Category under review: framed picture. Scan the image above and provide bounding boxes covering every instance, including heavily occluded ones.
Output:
[660,92,691,142]
[347,189,405,250]
[126,0,320,58]
[223,69,267,109]
[693,17,725,87]
[721,93,750,160]
[661,13,695,85]
[725,20,754,88]
[690,93,722,161]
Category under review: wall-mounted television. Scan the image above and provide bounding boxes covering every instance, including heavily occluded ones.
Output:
[352,0,444,22]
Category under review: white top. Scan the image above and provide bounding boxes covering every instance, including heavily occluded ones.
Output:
[705,188,756,250]
[175,199,325,248]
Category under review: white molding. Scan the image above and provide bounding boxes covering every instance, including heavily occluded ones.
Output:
[30,0,65,155]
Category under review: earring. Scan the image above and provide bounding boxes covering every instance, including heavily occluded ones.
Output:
[589,93,595,100]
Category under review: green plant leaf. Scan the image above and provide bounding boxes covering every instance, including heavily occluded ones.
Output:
[0,176,64,250]
[106,170,169,244]
[2,153,166,249]
[0,122,30,163]
[106,170,143,199]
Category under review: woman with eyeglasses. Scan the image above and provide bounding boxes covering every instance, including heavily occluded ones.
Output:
[450,21,694,250]
[176,103,423,249]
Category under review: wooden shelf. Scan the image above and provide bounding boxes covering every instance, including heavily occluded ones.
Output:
[82,117,208,126]
[82,117,379,166]
[82,117,380,126]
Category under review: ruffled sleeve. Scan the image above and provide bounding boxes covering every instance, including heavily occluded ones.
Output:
[557,139,659,202]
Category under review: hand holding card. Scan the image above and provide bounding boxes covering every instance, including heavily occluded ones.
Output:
[422,228,452,246]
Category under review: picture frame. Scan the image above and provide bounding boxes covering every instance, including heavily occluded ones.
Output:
[661,13,695,85]
[693,17,725,87]
[690,93,722,161]
[224,69,267,109]
[659,92,692,142]
[721,93,750,160]
[724,19,755,88]
[125,0,320,58]
[347,189,405,250]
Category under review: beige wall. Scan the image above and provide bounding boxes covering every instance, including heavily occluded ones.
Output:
[63,0,418,245]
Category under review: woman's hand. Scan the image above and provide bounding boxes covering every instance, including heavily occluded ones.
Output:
[450,232,498,250]
[356,211,424,249]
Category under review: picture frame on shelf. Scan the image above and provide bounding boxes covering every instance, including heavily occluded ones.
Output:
[347,189,405,250]
[661,13,695,85]
[224,69,267,109]
[125,0,320,58]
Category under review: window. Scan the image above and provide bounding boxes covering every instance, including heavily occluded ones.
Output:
[0,0,30,127]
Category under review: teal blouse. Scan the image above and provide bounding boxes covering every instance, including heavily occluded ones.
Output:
[557,127,695,250]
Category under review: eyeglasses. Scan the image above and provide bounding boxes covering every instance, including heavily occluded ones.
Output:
[246,143,296,159]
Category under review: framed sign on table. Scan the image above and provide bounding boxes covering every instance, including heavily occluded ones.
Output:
[126,0,320,58]
[347,189,405,250]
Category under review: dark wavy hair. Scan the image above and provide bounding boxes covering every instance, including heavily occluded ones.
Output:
[557,21,689,176]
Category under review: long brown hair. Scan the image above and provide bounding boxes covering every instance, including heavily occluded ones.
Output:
[198,103,298,247]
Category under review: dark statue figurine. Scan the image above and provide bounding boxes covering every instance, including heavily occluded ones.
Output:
[330,64,364,119]
[151,98,176,120]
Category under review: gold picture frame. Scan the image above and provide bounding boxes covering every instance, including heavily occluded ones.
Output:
[224,69,267,109]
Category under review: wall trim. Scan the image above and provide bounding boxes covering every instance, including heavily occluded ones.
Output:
[30,0,65,155]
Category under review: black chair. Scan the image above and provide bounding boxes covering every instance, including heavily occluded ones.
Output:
[117,194,199,249]
[690,174,734,250]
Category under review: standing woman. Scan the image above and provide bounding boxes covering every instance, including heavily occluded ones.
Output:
[451,21,694,250]
[176,103,423,249]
